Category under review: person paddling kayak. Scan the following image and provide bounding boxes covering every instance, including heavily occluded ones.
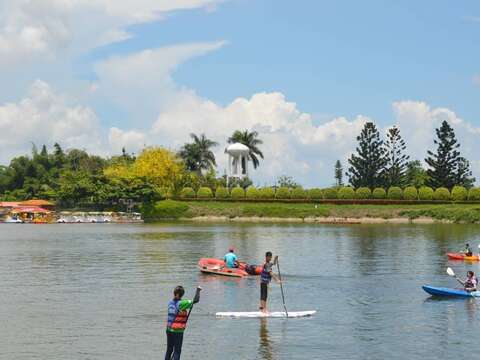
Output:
[224,247,239,268]
[454,271,478,292]
[165,286,201,360]
[463,243,473,257]
[260,251,280,313]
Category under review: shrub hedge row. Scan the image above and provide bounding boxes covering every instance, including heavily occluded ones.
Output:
[179,186,480,201]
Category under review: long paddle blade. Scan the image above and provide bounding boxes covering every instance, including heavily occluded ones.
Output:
[276,258,288,318]
[446,267,455,277]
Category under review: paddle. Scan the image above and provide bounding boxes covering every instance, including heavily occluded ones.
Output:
[276,257,288,318]
[447,267,464,286]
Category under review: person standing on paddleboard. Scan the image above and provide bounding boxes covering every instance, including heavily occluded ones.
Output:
[260,251,280,314]
[165,286,201,360]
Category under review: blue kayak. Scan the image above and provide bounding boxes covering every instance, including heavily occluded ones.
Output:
[422,285,480,298]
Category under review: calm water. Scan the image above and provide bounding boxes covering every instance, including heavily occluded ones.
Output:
[1,222,480,360]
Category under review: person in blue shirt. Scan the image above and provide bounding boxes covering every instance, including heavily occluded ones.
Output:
[224,247,239,268]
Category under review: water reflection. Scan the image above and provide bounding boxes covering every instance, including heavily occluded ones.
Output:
[258,318,274,360]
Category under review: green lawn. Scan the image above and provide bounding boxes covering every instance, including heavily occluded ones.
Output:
[142,200,480,223]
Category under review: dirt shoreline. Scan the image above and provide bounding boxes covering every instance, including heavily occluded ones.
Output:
[179,216,452,224]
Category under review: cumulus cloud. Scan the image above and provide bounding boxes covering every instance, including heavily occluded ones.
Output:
[0,80,102,163]
[108,127,147,154]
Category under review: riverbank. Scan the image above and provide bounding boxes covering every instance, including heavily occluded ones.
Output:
[143,200,480,224]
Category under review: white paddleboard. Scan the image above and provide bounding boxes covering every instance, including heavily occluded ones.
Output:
[215,310,316,318]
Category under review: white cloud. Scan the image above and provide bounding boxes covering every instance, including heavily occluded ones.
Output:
[108,127,147,154]
[0,80,102,162]
[0,0,224,66]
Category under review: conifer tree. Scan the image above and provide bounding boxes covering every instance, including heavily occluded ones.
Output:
[334,160,343,187]
[425,120,474,188]
[347,122,387,188]
[383,126,409,188]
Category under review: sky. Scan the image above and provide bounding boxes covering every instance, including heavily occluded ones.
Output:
[0,0,479,187]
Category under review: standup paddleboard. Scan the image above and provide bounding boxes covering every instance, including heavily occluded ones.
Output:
[215,310,316,318]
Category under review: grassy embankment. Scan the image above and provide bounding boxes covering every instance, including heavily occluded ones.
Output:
[142,200,480,223]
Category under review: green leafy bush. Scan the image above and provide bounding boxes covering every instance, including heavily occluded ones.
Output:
[259,187,275,200]
[434,187,451,201]
[387,187,403,200]
[215,186,230,199]
[468,187,480,201]
[231,187,245,199]
[355,187,371,199]
[142,200,188,219]
[246,186,260,199]
[197,187,213,199]
[451,186,467,201]
[403,186,418,200]
[307,188,323,200]
[275,187,291,199]
[291,187,306,199]
[323,188,338,199]
[338,187,355,199]
[180,187,195,198]
[372,188,386,199]
[418,186,434,200]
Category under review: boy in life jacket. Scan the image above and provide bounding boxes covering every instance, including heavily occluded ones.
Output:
[165,286,201,360]
[259,251,279,313]
[461,271,478,292]
[464,243,473,257]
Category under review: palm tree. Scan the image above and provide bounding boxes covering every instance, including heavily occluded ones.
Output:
[179,133,218,173]
[227,130,264,169]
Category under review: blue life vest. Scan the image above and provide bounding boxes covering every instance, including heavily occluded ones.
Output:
[261,262,272,283]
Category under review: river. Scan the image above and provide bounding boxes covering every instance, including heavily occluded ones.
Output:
[0,223,479,359]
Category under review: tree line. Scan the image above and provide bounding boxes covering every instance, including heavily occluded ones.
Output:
[339,120,475,189]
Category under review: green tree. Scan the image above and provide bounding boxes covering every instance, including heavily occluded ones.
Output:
[383,126,409,188]
[405,160,428,188]
[276,175,299,188]
[178,133,218,174]
[228,129,264,169]
[347,122,387,188]
[425,121,473,188]
[334,160,343,187]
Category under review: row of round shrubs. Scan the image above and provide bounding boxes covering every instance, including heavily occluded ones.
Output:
[180,186,480,201]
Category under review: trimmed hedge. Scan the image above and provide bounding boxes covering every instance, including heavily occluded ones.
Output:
[356,187,371,199]
[142,200,188,219]
[180,187,195,198]
[231,187,245,199]
[451,186,467,201]
[246,186,260,199]
[215,187,230,199]
[308,188,323,200]
[197,187,213,199]
[291,187,307,199]
[323,188,338,199]
[388,187,403,200]
[403,186,418,200]
[468,188,480,201]
[372,188,386,199]
[418,186,434,200]
[275,187,291,199]
[338,187,355,199]
[259,187,275,200]
[434,187,451,201]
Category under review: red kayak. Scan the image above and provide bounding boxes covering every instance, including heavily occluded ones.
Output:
[198,258,262,277]
[447,253,480,261]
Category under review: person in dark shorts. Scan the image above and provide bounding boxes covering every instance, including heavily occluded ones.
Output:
[165,286,201,360]
[259,251,279,313]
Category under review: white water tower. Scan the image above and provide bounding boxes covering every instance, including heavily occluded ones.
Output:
[226,143,250,183]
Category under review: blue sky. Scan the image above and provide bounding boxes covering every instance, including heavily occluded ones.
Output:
[0,0,479,186]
